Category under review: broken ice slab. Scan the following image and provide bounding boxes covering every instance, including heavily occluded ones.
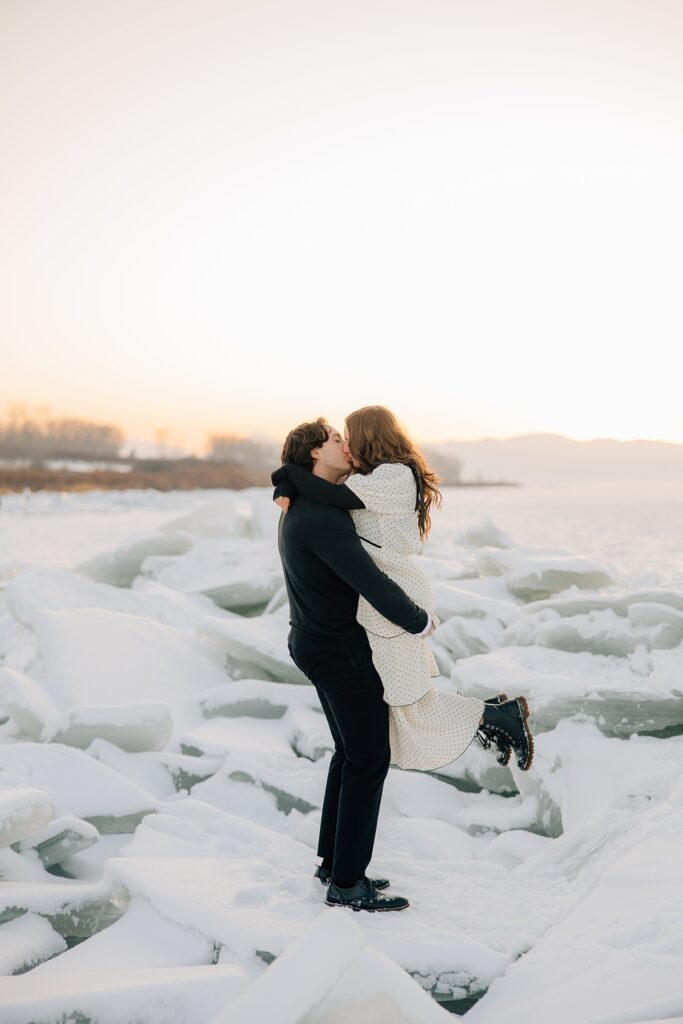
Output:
[0,667,61,742]
[0,743,158,834]
[75,530,193,587]
[466,783,683,1024]
[432,612,504,661]
[180,716,297,759]
[159,493,253,538]
[287,708,331,762]
[476,548,613,600]
[210,908,365,1024]
[0,964,247,1024]
[0,912,67,975]
[194,679,329,760]
[106,849,521,1006]
[26,603,231,707]
[200,615,308,684]
[502,603,683,656]
[0,874,124,939]
[452,645,683,737]
[86,739,222,798]
[515,720,683,836]
[191,746,321,818]
[14,815,99,867]
[151,535,284,612]
[521,587,683,617]
[31,895,215,974]
[42,700,173,753]
[430,741,518,797]
[200,571,284,614]
[263,584,288,614]
[432,581,520,627]
[0,789,54,848]
[197,678,319,720]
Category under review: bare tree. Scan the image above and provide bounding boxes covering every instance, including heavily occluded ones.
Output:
[421,445,463,485]
[0,404,125,459]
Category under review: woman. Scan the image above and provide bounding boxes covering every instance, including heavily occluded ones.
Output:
[272,405,534,773]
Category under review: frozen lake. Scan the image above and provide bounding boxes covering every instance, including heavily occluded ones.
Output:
[0,481,682,1023]
[3,480,683,587]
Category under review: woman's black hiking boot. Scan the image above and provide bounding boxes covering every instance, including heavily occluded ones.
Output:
[477,696,534,771]
[326,877,410,912]
[476,692,512,765]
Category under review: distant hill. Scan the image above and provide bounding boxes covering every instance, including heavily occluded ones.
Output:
[430,433,683,485]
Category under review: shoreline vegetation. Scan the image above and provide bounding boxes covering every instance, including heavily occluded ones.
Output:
[0,408,517,492]
[0,459,519,494]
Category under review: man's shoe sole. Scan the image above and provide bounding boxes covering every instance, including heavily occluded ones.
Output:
[325,899,410,913]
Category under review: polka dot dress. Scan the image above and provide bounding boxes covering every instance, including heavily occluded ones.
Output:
[346,463,485,771]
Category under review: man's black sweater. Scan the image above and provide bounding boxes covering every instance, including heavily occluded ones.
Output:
[277,494,428,650]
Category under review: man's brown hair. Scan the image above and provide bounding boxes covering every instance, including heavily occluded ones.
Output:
[280,417,330,471]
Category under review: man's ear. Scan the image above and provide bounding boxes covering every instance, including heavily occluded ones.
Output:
[310,447,320,463]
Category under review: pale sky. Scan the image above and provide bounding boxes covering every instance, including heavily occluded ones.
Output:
[2,0,682,453]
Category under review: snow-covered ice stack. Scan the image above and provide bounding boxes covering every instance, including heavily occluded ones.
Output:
[0,485,682,1024]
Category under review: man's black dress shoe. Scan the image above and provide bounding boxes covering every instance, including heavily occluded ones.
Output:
[314,864,390,890]
[325,876,409,912]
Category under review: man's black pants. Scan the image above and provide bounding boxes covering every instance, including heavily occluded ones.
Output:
[288,636,390,888]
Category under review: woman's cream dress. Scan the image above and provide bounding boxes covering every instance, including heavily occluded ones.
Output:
[343,463,485,771]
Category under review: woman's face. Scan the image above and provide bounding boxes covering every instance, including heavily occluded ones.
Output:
[342,426,360,469]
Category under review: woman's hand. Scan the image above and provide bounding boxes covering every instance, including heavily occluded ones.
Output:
[274,496,291,513]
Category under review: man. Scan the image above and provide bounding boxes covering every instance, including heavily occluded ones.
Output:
[272,417,433,913]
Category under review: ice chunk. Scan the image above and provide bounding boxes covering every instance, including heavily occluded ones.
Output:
[30,606,230,707]
[287,708,331,762]
[151,536,283,612]
[515,720,683,835]
[14,815,99,867]
[458,518,514,549]
[0,872,122,939]
[467,783,683,1024]
[197,678,318,719]
[190,747,321,818]
[86,739,222,798]
[0,789,54,848]
[32,895,214,974]
[452,645,683,737]
[523,587,683,618]
[306,945,472,1023]
[160,494,252,538]
[0,668,60,741]
[0,912,66,974]
[0,744,158,833]
[476,548,613,600]
[432,613,503,660]
[432,582,519,627]
[75,530,193,586]
[201,615,308,684]
[43,700,173,753]
[0,965,247,1024]
[502,602,683,656]
[263,584,289,614]
[209,908,363,1024]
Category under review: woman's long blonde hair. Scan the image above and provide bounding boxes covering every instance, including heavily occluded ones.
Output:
[345,405,442,540]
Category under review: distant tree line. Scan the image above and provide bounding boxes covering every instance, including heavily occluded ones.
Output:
[206,432,280,471]
[421,445,463,486]
[0,405,466,491]
[0,404,124,460]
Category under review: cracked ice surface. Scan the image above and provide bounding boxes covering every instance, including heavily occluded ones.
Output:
[0,482,681,1023]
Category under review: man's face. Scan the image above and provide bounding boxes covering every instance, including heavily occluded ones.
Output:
[342,426,360,469]
[312,426,353,474]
